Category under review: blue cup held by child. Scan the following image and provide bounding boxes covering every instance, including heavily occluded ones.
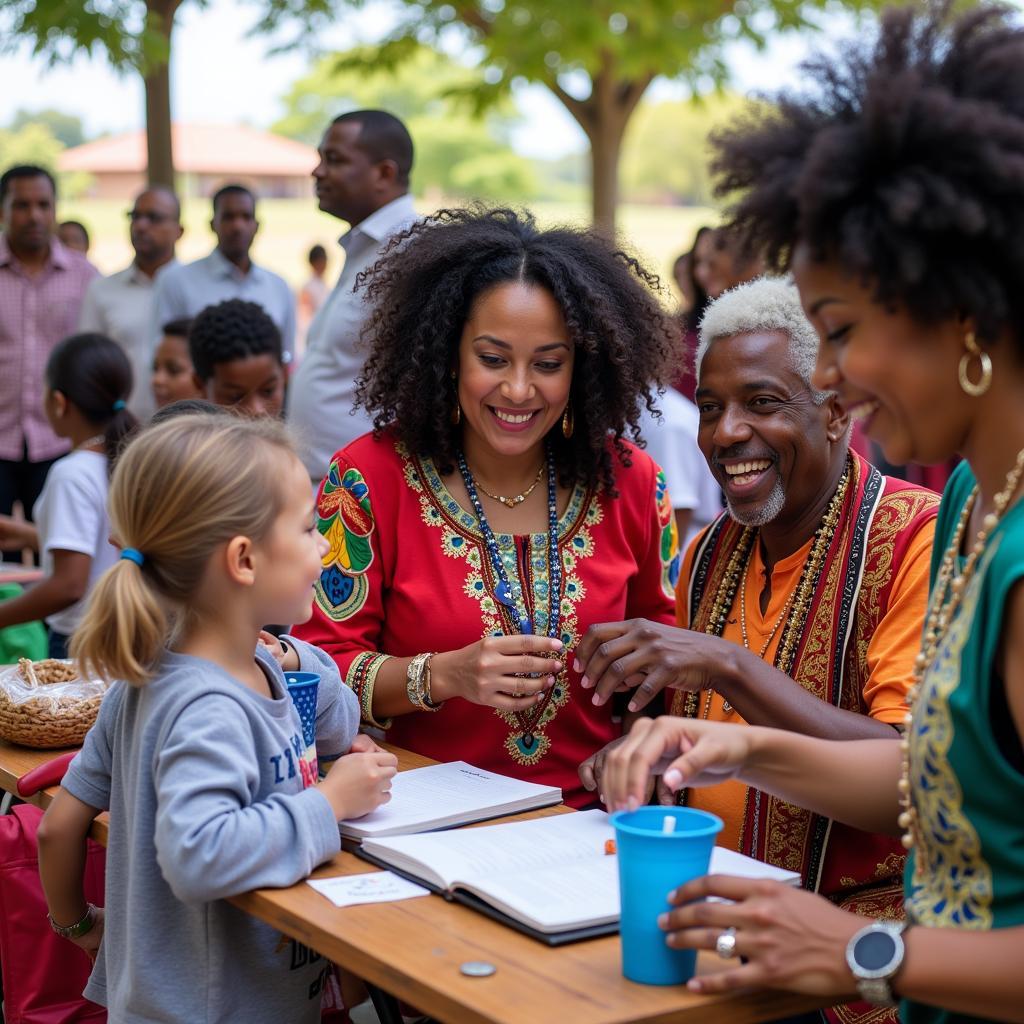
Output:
[284,671,320,751]
[611,806,723,986]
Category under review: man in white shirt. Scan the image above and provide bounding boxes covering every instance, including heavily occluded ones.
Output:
[152,185,296,368]
[78,187,182,421]
[287,110,417,483]
[638,389,722,551]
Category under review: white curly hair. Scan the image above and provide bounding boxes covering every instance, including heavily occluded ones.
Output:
[696,276,830,404]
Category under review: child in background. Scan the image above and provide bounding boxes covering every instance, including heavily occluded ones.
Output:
[57,220,90,256]
[151,317,204,410]
[189,299,287,418]
[37,415,397,1024]
[296,243,329,362]
[0,333,137,657]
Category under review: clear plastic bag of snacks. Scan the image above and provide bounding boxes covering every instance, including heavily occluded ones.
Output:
[0,659,107,749]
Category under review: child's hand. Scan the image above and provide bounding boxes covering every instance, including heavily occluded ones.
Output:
[258,631,299,671]
[70,906,104,963]
[319,748,398,821]
[348,733,386,755]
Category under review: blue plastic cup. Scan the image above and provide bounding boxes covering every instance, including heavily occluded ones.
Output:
[284,671,320,749]
[611,806,723,985]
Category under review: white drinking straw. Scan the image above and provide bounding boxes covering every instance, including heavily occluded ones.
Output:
[662,815,676,834]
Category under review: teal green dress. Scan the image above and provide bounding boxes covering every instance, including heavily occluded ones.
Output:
[903,461,1024,1023]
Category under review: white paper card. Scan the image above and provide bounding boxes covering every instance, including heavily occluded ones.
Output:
[307,871,431,908]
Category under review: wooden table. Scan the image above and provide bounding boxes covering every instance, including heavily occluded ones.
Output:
[0,739,827,1024]
[234,748,826,1024]
[0,738,109,842]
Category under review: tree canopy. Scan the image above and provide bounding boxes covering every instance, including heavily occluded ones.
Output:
[273,43,537,201]
[321,0,880,231]
[9,108,87,149]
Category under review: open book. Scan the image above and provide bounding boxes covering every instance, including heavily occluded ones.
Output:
[339,761,562,839]
[357,809,801,944]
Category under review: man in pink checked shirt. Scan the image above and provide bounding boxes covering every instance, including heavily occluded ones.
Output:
[0,165,97,555]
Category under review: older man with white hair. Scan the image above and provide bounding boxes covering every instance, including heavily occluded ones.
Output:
[575,277,937,1024]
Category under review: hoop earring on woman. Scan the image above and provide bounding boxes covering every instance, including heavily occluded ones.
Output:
[562,404,574,439]
[959,331,993,398]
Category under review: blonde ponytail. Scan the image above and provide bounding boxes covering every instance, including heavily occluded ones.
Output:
[70,414,296,686]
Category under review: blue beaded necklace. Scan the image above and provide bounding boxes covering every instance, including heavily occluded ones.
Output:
[457,444,562,640]
[457,445,562,751]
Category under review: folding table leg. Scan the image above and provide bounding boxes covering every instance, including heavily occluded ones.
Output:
[366,983,405,1024]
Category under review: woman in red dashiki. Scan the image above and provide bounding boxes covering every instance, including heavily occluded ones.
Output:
[294,207,680,808]
[299,431,677,807]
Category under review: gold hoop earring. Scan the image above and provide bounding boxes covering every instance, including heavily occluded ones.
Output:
[958,331,993,398]
[562,404,574,439]
[450,369,461,425]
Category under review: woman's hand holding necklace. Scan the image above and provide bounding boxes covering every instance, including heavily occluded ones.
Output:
[430,635,563,712]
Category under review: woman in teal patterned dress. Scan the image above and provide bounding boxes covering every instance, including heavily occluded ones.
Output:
[599,5,1024,1022]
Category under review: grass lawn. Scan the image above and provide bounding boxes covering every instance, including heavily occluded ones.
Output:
[59,196,717,296]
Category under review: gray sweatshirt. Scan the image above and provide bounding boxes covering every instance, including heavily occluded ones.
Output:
[62,638,359,1024]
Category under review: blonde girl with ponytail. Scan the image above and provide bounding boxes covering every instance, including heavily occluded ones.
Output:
[36,414,397,1024]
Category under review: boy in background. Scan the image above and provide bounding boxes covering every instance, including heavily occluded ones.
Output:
[189,299,286,418]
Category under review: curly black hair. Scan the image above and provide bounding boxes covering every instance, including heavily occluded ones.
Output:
[710,2,1024,351]
[189,299,282,382]
[356,206,679,492]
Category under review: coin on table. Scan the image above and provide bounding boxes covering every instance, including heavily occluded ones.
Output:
[459,961,497,978]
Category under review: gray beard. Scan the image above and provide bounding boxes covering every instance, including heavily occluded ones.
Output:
[726,476,786,528]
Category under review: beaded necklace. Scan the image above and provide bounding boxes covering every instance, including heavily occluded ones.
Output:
[898,447,1024,859]
[740,558,798,659]
[457,445,562,750]
[688,459,852,721]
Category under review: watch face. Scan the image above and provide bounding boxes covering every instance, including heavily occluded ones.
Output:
[855,930,898,972]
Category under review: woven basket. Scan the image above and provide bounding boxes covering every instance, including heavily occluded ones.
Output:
[0,659,103,749]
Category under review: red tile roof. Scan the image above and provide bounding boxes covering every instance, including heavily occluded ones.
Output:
[59,123,317,176]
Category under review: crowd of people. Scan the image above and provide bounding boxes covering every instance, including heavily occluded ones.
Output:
[0,2,1021,1022]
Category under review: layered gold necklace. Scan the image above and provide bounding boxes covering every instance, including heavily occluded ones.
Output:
[898,447,1024,854]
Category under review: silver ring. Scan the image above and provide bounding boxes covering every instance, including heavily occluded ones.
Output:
[715,927,738,959]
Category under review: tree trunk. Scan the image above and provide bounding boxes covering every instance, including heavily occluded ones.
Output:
[588,118,626,238]
[546,53,654,237]
[143,0,180,189]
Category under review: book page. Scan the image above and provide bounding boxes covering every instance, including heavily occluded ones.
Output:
[341,761,561,838]
[461,855,619,932]
[365,810,804,932]
[363,809,612,888]
[708,846,801,886]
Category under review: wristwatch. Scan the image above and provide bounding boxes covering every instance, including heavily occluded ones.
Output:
[845,920,907,1006]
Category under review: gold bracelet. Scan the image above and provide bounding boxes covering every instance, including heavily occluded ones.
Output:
[419,653,443,710]
[406,652,442,712]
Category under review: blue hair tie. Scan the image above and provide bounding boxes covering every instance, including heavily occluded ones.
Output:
[120,548,144,566]
[112,399,126,412]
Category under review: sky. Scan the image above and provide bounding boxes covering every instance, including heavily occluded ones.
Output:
[0,0,825,159]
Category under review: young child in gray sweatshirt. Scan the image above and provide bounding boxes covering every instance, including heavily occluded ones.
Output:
[37,415,398,1024]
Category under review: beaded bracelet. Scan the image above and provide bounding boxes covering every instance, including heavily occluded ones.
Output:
[346,652,394,730]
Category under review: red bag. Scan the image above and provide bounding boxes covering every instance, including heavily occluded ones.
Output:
[0,804,106,1023]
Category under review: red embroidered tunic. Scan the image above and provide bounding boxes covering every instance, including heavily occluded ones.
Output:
[294,430,678,808]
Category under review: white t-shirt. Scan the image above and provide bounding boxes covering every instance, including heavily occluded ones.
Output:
[637,390,722,550]
[32,449,118,635]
